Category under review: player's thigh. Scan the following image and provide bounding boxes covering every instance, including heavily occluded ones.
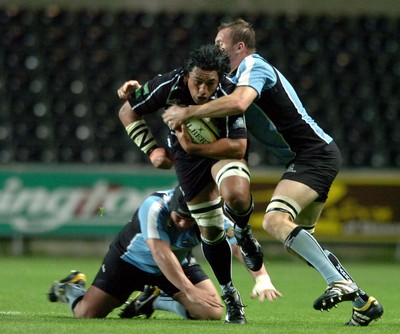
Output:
[173,279,219,304]
[212,159,251,206]
[92,247,146,304]
[263,180,318,239]
[266,180,325,236]
[194,278,220,297]
[272,179,326,226]
[188,181,220,204]
[272,179,319,209]
[211,159,249,183]
[211,159,240,178]
[296,201,325,228]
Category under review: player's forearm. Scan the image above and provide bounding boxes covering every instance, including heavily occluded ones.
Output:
[183,138,246,160]
[153,250,195,293]
[119,101,159,156]
[118,101,141,126]
[186,94,246,119]
[249,264,269,279]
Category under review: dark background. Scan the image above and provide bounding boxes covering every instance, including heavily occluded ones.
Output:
[1,1,399,169]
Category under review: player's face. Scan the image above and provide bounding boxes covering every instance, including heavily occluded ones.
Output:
[171,211,196,231]
[187,67,219,105]
[215,28,239,72]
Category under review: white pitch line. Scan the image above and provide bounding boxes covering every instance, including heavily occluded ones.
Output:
[0,311,23,315]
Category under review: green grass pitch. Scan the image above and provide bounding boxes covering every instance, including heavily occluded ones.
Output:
[0,255,398,334]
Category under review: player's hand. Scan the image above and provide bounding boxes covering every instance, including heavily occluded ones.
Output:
[184,286,224,309]
[250,274,283,302]
[162,105,189,130]
[117,80,142,100]
[149,147,174,169]
[175,125,193,152]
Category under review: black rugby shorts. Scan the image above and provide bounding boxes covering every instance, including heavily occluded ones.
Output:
[92,245,209,303]
[281,142,341,202]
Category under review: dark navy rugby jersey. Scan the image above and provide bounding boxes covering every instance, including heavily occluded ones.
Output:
[128,67,247,141]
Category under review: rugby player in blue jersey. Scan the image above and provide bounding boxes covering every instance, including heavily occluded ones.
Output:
[162,19,383,327]
[48,187,281,320]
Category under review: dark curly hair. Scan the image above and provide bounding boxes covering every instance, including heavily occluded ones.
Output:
[183,44,230,79]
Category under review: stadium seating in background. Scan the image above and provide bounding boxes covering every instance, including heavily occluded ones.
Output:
[0,5,399,168]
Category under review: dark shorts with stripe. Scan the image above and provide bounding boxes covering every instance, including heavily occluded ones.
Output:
[92,245,209,303]
[281,141,341,202]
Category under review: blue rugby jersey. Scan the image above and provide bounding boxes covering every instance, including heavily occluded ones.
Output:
[233,54,333,162]
[118,189,236,275]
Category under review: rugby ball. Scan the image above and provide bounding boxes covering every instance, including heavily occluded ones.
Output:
[185,118,220,144]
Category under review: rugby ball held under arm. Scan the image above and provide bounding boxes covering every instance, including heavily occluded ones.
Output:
[185,118,220,144]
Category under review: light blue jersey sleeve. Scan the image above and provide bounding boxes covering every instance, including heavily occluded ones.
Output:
[138,194,171,243]
[121,190,200,275]
[235,54,277,95]
[121,194,172,274]
[234,55,295,163]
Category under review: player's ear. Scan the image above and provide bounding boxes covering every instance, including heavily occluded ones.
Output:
[237,41,245,51]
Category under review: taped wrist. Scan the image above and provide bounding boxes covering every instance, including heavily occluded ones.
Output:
[253,274,274,293]
[125,120,158,155]
[255,274,271,285]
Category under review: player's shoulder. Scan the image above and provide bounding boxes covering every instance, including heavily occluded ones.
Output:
[242,54,274,71]
[150,68,184,87]
[218,74,236,95]
[141,189,173,212]
[236,54,277,87]
[147,189,174,203]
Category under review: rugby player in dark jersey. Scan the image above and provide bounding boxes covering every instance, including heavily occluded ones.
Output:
[117,44,267,324]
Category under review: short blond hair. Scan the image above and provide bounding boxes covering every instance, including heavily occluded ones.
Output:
[218,18,256,51]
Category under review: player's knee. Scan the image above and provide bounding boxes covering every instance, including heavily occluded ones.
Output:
[73,296,118,318]
[204,307,223,320]
[215,162,251,213]
[223,190,251,213]
[262,210,288,234]
[264,196,301,232]
[263,211,299,243]
[262,212,280,235]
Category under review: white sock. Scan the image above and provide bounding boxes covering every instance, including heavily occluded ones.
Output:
[153,294,188,319]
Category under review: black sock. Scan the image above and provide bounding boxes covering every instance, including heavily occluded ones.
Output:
[201,233,232,285]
